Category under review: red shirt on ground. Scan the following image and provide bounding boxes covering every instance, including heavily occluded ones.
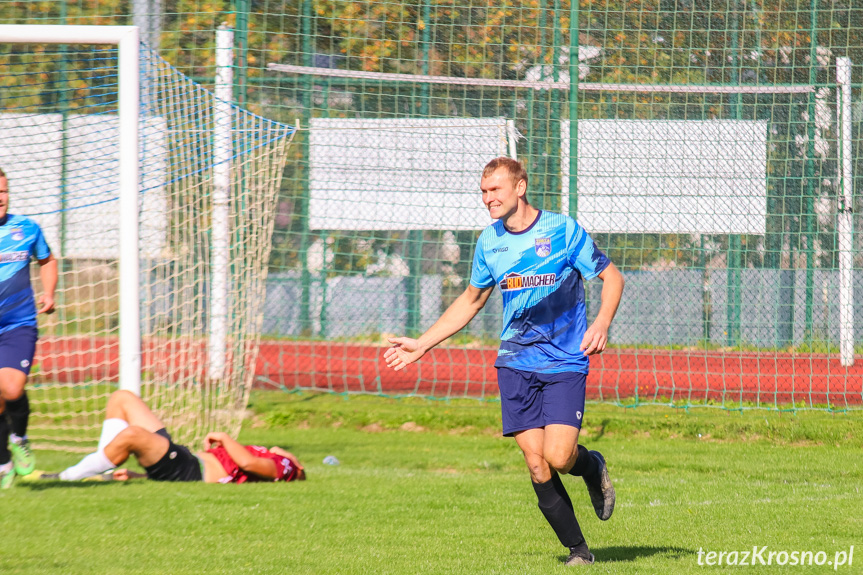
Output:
[207,445,299,484]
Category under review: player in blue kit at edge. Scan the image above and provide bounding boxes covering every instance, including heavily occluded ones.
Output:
[384,157,625,566]
[0,167,58,488]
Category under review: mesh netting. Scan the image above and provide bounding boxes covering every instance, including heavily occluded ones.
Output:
[1,2,862,411]
[0,43,294,450]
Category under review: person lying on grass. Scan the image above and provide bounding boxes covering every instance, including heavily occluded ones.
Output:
[42,390,305,483]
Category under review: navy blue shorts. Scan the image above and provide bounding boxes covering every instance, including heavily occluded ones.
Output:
[497,367,587,436]
[0,325,38,375]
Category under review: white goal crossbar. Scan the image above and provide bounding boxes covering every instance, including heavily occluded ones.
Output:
[0,25,142,393]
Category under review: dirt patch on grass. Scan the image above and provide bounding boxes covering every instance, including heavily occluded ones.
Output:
[249,415,269,428]
[448,426,502,436]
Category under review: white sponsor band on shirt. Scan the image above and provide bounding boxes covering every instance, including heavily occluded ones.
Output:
[499,272,557,291]
[0,251,29,263]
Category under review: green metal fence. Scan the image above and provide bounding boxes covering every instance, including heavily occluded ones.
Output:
[2,0,862,409]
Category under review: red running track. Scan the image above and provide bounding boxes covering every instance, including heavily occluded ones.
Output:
[34,338,863,408]
[257,342,863,407]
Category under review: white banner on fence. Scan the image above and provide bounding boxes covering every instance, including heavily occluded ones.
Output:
[309,117,512,230]
[561,119,767,234]
[0,113,167,259]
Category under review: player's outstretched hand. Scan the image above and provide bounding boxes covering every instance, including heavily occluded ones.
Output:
[580,320,609,356]
[38,293,55,314]
[112,469,147,481]
[113,468,131,481]
[205,431,229,449]
[384,337,426,371]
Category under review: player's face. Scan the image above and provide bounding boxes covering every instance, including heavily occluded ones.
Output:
[0,177,8,219]
[480,168,523,221]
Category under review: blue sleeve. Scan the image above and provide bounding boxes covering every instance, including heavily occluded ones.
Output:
[31,223,51,260]
[469,236,495,289]
[566,219,609,281]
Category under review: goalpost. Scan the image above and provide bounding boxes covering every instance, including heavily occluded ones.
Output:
[0,25,143,397]
[0,25,295,450]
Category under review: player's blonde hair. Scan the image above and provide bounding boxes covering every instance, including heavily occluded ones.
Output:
[482,157,528,190]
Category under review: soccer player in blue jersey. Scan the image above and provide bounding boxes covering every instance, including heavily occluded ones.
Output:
[0,167,57,488]
[384,157,624,566]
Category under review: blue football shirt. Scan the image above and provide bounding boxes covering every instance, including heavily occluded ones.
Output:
[0,214,52,334]
[469,210,610,374]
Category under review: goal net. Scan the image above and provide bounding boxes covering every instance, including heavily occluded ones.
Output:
[0,30,294,450]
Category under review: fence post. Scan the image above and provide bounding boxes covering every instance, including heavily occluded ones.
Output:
[299,0,313,335]
[567,0,579,219]
[837,57,854,366]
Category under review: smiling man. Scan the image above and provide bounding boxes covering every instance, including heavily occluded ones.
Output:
[0,167,57,488]
[384,157,624,566]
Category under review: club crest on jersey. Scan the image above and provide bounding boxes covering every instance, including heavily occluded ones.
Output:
[499,271,556,291]
[534,237,551,257]
[10,229,24,241]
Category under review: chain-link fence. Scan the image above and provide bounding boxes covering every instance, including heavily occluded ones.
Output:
[2,1,862,409]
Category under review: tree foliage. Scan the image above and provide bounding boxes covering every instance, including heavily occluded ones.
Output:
[1,0,861,273]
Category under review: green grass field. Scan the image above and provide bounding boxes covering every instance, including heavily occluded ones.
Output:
[3,392,862,574]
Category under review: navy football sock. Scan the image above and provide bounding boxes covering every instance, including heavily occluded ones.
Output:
[532,473,586,549]
[6,392,29,438]
[0,416,10,465]
[568,444,599,478]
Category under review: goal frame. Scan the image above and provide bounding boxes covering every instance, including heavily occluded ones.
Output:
[0,25,141,393]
